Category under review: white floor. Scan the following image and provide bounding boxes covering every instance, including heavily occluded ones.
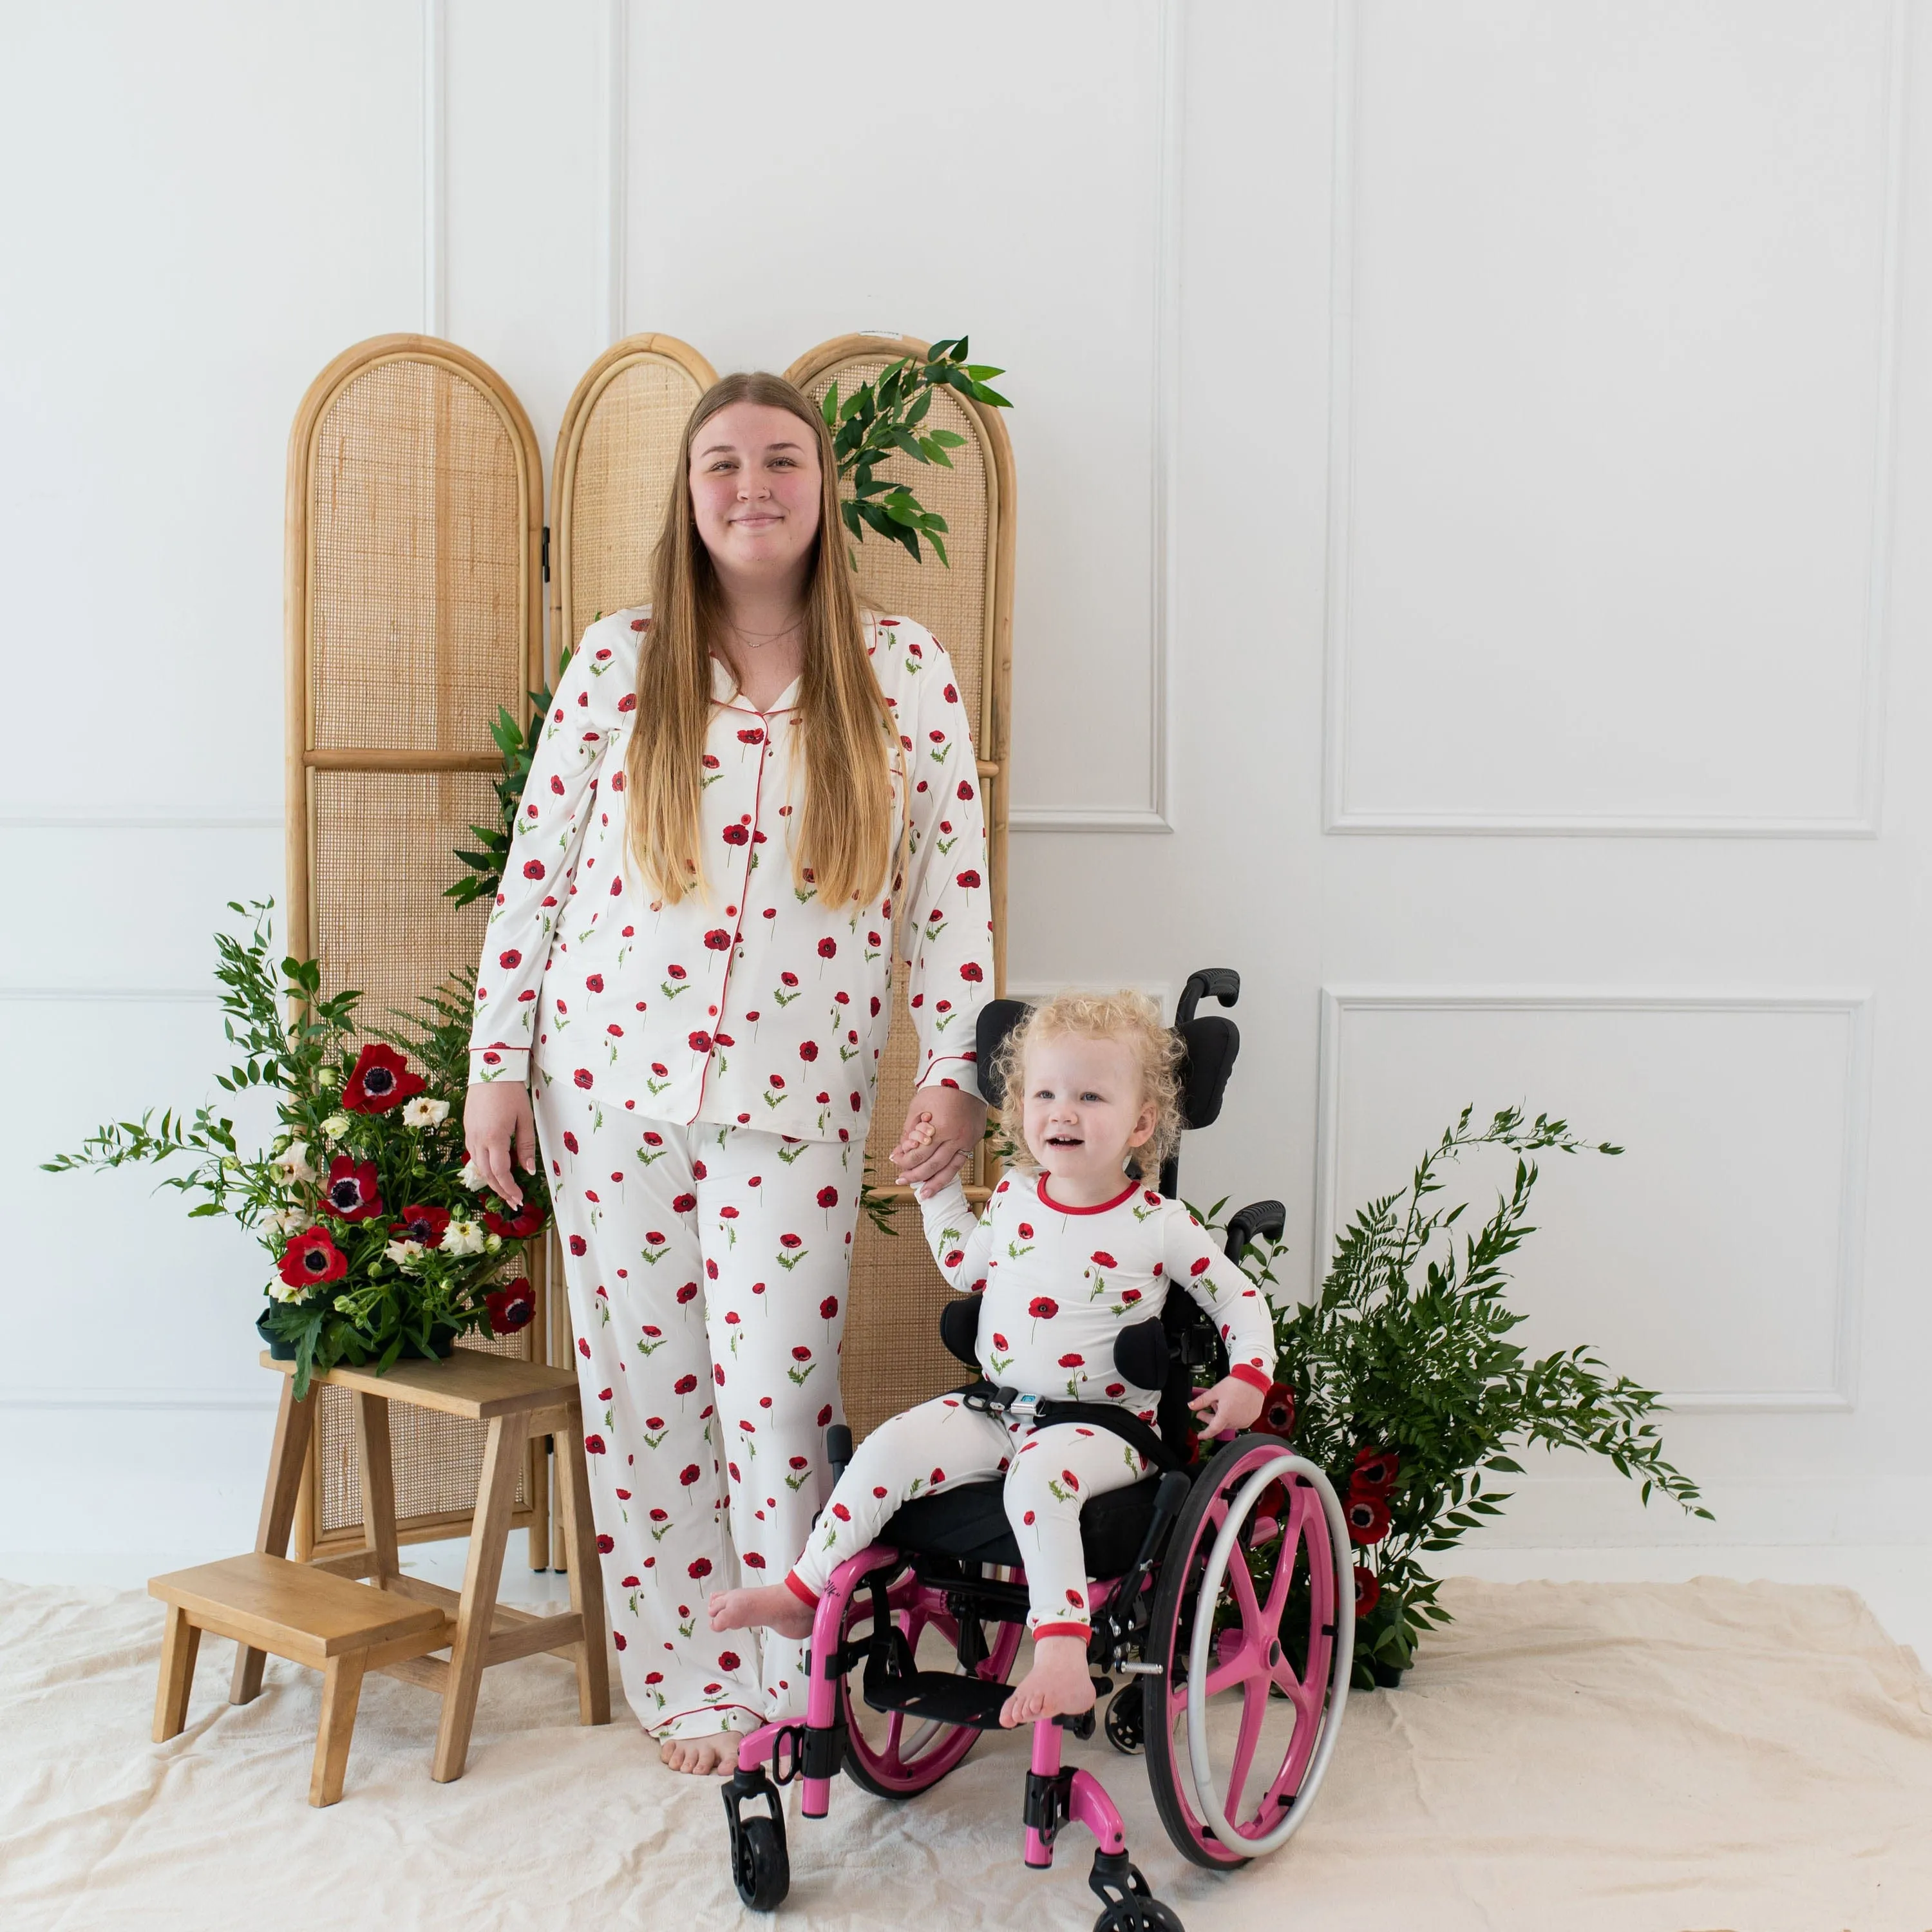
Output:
[8,1541,1929,1661]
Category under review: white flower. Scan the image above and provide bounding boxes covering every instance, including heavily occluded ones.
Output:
[443,1218,486,1257]
[322,1112,352,1142]
[402,1096,450,1129]
[460,1155,490,1192]
[484,1232,503,1254]
[267,1278,303,1304]
[384,1238,426,1270]
[317,1066,339,1089]
[267,1207,308,1236]
[272,1140,316,1185]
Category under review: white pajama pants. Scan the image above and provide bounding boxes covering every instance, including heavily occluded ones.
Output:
[786,1391,1150,1641]
[533,1079,863,1738]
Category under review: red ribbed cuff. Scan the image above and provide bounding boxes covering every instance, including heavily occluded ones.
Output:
[1029,1622,1090,1643]
[782,1571,819,1609]
[1230,1363,1272,1394]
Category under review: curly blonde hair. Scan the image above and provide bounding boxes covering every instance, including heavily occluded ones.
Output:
[990,989,1185,1180]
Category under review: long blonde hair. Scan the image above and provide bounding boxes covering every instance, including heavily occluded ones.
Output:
[624,371,898,907]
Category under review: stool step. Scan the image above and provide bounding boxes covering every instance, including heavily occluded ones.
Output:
[149,1552,448,1665]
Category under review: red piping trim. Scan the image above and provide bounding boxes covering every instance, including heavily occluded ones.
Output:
[1036,1175,1140,1217]
[687,719,767,1124]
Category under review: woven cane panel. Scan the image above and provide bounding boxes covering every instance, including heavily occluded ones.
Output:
[308,770,497,1026]
[842,1209,965,1443]
[317,1331,533,1539]
[307,359,526,752]
[562,354,709,652]
[799,359,992,748]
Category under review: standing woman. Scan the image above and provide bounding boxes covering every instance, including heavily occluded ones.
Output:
[465,372,991,1774]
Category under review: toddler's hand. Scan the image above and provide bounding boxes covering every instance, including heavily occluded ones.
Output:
[889,1112,936,1171]
[1188,1376,1264,1439]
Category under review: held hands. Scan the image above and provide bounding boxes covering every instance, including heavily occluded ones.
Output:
[464,1081,538,1212]
[1188,1375,1264,1439]
[890,1085,987,1198]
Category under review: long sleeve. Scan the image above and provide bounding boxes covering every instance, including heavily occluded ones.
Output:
[468,616,627,1084]
[883,621,994,1097]
[1162,1205,1275,1392]
[916,1175,994,1294]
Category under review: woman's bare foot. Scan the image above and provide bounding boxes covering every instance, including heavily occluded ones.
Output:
[999,1634,1095,1728]
[708,1582,815,1640]
[659,1730,741,1776]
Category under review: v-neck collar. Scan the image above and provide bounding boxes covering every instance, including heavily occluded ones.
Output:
[710,652,800,716]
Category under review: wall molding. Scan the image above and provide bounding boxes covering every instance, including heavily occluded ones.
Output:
[422,0,447,337]
[0,987,223,1003]
[1320,0,1908,838]
[981,0,1188,837]
[598,0,628,347]
[1312,986,1874,1414]
[0,812,279,830]
[0,1387,279,1414]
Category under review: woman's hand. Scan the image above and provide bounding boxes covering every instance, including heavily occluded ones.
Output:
[465,1081,538,1211]
[891,1084,987,1199]
[1188,1376,1264,1439]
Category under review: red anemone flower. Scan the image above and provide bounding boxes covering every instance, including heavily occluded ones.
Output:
[341,1042,425,1114]
[482,1199,547,1239]
[1255,1380,1297,1437]
[1344,1494,1390,1546]
[485,1278,535,1335]
[323,1156,383,1222]
[390,1204,451,1248]
[1354,1565,1381,1616]
[1351,1445,1401,1495]
[277,1226,346,1289]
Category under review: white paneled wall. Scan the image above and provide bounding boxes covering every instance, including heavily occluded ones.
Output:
[3,0,1929,1565]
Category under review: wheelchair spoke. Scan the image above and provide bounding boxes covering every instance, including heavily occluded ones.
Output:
[1222,1674,1271,1829]
[1262,1488,1313,1629]
[1225,1541,1263,1633]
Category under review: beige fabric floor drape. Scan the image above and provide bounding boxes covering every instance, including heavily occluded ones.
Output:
[3,1576,1928,1931]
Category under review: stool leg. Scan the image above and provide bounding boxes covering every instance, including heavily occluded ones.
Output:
[234,1373,318,1706]
[153,1605,202,1743]
[431,1410,527,1783]
[555,1408,611,1726]
[352,1392,399,1586]
[310,1651,368,1807]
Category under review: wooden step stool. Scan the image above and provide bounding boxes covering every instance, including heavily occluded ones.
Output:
[147,1348,609,1804]
[150,1551,449,1804]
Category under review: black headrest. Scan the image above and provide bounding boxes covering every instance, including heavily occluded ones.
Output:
[972,999,1238,1130]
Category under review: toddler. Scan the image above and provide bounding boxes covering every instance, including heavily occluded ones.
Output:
[709,989,1273,1727]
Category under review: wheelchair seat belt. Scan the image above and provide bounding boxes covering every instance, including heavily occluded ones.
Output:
[958,1381,1183,1474]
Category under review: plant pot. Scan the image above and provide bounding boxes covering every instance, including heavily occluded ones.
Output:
[397,1323,460,1361]
[255,1312,298,1360]
[1370,1660,1405,1689]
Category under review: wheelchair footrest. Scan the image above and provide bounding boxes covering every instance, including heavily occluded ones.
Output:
[862,1667,1009,1731]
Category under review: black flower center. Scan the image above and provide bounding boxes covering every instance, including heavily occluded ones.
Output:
[362,1066,396,1096]
[328,1180,361,1210]
[301,1246,332,1276]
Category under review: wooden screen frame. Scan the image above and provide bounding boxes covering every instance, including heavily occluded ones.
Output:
[283,333,553,1564]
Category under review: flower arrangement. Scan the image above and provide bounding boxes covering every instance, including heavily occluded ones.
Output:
[1202,1105,1709,1690]
[46,900,550,1397]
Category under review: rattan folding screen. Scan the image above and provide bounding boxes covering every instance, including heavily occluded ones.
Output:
[285,328,1013,1562]
[284,336,551,1564]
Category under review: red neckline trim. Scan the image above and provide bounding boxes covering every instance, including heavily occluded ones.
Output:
[1036,1175,1140,1217]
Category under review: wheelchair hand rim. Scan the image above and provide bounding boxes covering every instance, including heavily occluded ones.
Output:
[1184,1452,1355,1859]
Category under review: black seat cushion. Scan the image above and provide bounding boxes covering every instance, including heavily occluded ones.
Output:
[880,1472,1164,1578]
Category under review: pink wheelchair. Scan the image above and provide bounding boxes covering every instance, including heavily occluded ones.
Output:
[721,971,1356,1932]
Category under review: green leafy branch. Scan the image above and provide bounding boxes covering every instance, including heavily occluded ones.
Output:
[1206,1104,1709,1687]
[824,336,1011,567]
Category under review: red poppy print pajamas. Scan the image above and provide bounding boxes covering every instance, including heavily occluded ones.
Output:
[786,1172,1275,1643]
[469,609,992,1739]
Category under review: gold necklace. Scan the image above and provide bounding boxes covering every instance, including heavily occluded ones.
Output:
[730,614,804,651]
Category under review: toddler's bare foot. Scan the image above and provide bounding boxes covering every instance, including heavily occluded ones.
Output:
[708,1582,815,1640]
[999,1634,1096,1728]
[659,1730,741,1776]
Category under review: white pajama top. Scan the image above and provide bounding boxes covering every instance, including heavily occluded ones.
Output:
[917,1170,1276,1408]
[468,610,994,1142]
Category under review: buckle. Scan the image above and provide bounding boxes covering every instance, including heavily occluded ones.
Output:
[963,1383,1036,1423]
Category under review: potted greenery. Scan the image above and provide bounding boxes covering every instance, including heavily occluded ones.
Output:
[1202,1106,1710,1690]
[47,902,551,1397]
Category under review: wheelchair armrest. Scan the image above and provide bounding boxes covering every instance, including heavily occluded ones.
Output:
[938,1293,983,1370]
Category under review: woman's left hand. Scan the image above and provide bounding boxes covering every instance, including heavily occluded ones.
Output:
[892,1084,987,1198]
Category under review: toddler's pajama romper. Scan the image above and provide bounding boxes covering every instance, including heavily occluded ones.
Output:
[468,609,992,1737]
[785,1170,1276,1643]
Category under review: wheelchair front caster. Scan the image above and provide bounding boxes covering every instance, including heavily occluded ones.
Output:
[723,1768,790,1911]
[1088,1849,1182,1932]
[1103,1680,1145,1756]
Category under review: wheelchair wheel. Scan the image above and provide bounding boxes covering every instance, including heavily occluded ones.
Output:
[837,1562,1025,1799]
[732,1814,790,1911]
[1143,1436,1354,1868]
